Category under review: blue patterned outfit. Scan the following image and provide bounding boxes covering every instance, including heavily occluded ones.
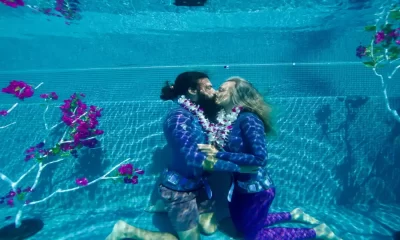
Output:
[219,112,317,240]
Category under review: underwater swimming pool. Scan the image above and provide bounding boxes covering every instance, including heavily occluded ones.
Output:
[1,0,400,239]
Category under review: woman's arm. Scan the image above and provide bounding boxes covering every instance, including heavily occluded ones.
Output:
[214,113,267,166]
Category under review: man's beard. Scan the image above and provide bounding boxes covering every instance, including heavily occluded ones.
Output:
[197,94,222,123]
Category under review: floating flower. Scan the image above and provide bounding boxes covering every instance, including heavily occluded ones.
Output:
[356,45,367,58]
[75,177,88,186]
[118,164,133,175]
[7,199,14,207]
[2,80,34,100]
[40,92,58,100]
[132,176,138,184]
[6,191,16,198]
[374,31,385,44]
[23,187,33,192]
[0,110,7,116]
[0,0,24,8]
[58,93,103,152]
[123,176,138,184]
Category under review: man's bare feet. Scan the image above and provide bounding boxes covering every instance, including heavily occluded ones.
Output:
[290,208,320,224]
[105,220,129,240]
[313,223,342,240]
[199,213,218,235]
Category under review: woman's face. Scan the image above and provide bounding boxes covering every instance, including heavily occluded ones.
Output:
[216,81,235,107]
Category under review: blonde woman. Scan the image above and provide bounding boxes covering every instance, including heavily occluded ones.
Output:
[198,77,342,240]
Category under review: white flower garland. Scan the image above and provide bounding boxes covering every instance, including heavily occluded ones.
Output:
[177,95,242,148]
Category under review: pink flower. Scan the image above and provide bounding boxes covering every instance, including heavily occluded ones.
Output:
[132,176,138,184]
[24,154,35,161]
[51,92,58,100]
[388,29,400,38]
[0,110,7,116]
[118,164,133,175]
[2,80,34,100]
[40,92,58,100]
[76,177,88,186]
[62,115,73,126]
[0,0,24,8]
[94,129,104,135]
[396,40,400,45]
[8,191,16,197]
[374,31,385,44]
[7,199,14,207]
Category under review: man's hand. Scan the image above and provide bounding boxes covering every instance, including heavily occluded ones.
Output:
[198,144,218,157]
[202,155,217,171]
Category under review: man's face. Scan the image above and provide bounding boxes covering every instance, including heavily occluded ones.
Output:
[197,78,215,100]
[195,78,221,120]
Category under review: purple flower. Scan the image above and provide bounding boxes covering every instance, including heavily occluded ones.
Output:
[2,80,34,100]
[132,176,138,184]
[75,177,88,186]
[118,164,133,175]
[0,110,7,116]
[123,177,132,184]
[24,154,35,161]
[356,45,367,58]
[388,29,400,38]
[374,31,385,44]
[124,176,138,184]
[7,199,13,207]
[36,142,45,148]
[40,94,49,99]
[50,92,58,100]
[0,0,24,8]
[8,191,16,197]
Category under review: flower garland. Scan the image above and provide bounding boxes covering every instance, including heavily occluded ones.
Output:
[177,95,242,149]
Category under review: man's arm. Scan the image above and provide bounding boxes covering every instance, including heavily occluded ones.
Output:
[165,109,241,172]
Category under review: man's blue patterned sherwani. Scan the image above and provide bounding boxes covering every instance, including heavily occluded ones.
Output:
[162,106,240,191]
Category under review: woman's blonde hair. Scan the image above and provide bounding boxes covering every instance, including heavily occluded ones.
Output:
[226,76,274,135]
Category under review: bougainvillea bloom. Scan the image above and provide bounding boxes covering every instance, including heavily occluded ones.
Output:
[118,164,133,175]
[2,81,34,100]
[0,0,24,8]
[75,177,88,186]
[40,92,58,100]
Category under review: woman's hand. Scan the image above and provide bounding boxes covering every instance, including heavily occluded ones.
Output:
[198,144,259,174]
[198,144,218,157]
